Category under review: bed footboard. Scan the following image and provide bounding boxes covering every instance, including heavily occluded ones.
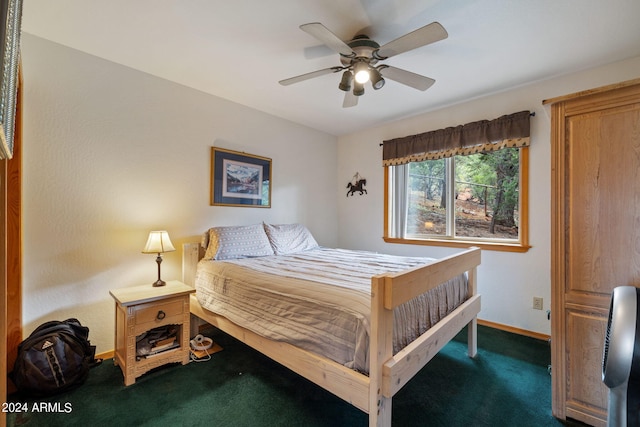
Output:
[182,243,481,427]
[370,247,481,426]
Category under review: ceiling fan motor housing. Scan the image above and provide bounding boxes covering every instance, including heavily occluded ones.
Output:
[340,35,380,66]
[602,285,640,426]
[340,34,380,59]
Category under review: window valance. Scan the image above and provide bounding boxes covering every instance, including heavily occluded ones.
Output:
[382,110,531,166]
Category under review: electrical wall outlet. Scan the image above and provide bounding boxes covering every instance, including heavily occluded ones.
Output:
[533,297,543,310]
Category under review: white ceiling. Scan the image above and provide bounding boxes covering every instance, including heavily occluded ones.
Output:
[22,0,640,136]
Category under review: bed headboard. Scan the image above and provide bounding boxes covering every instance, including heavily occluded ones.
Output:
[182,242,205,287]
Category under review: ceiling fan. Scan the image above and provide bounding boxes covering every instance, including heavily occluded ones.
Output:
[279,21,448,108]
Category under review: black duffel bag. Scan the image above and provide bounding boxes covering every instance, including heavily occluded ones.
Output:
[10,318,100,396]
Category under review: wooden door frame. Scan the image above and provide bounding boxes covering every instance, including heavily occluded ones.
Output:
[1,144,7,427]
[1,71,22,419]
[6,73,22,388]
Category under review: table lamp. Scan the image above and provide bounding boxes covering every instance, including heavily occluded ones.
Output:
[142,230,176,287]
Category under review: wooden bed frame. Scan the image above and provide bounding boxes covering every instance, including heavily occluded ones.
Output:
[182,243,481,426]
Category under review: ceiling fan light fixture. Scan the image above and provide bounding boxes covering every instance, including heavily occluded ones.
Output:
[353,81,365,97]
[353,62,370,84]
[370,68,385,90]
[355,69,370,84]
[338,70,352,91]
[281,21,447,107]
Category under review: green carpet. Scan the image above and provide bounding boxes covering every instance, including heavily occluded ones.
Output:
[7,325,585,426]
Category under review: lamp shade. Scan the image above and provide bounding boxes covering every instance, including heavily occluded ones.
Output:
[142,231,176,254]
[353,62,370,84]
[370,68,385,90]
[338,70,352,92]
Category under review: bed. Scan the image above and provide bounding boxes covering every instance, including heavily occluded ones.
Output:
[181,223,481,426]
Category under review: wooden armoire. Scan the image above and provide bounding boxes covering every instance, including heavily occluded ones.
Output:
[547,77,640,426]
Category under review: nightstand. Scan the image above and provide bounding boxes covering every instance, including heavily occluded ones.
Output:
[109,280,195,386]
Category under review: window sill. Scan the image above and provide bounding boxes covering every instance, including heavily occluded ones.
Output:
[382,236,531,253]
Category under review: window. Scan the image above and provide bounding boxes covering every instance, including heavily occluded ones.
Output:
[383,111,531,252]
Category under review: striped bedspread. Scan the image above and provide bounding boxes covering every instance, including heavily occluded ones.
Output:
[195,247,468,373]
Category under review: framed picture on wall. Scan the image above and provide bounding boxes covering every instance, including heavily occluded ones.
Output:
[0,0,23,160]
[210,147,272,207]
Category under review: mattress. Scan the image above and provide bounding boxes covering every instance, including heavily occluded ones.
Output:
[194,247,468,373]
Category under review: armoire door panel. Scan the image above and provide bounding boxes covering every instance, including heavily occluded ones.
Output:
[565,307,608,421]
[566,105,640,296]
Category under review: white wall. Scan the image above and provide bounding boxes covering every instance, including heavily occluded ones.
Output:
[20,30,640,350]
[21,34,338,352]
[337,55,640,335]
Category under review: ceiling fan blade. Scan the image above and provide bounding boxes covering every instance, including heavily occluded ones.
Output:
[378,66,435,91]
[300,23,355,57]
[343,90,358,108]
[375,22,447,59]
[279,67,342,86]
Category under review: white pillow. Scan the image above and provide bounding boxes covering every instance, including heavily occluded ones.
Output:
[203,224,274,260]
[263,223,319,255]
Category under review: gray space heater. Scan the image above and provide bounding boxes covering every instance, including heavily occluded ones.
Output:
[602,286,640,427]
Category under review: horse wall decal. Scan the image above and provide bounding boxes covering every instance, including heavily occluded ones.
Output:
[346,178,367,197]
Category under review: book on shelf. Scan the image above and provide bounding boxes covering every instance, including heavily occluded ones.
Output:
[145,339,179,357]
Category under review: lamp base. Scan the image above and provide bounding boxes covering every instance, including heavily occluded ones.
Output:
[152,253,166,287]
[152,279,167,287]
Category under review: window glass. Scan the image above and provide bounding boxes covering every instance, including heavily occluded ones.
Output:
[407,158,447,236]
[454,149,519,240]
[386,147,528,251]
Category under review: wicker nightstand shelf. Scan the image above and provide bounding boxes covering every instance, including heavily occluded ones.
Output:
[109,280,195,386]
